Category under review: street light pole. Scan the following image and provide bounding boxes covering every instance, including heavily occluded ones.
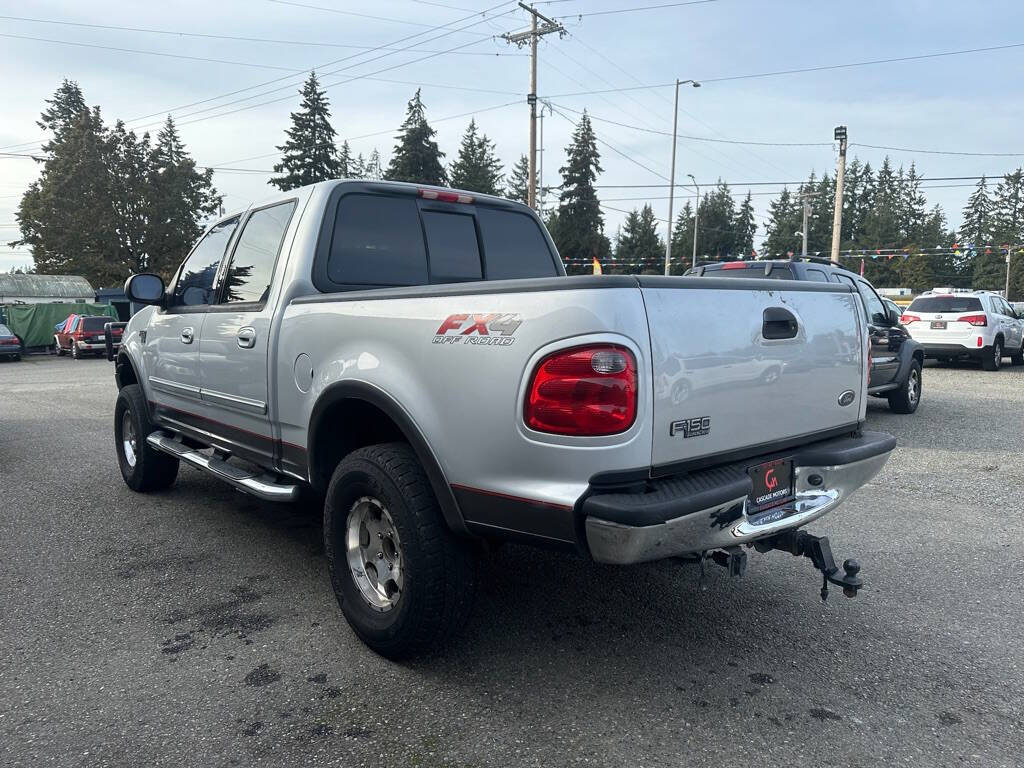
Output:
[664,78,700,275]
[689,173,700,270]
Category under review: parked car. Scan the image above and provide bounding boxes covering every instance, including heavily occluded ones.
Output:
[55,314,123,359]
[686,259,925,414]
[900,290,1024,370]
[0,323,21,360]
[111,180,894,657]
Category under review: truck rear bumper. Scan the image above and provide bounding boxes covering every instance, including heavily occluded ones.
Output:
[583,431,895,565]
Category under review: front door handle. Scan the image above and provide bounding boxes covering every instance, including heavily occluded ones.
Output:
[237,327,256,349]
[180,327,194,344]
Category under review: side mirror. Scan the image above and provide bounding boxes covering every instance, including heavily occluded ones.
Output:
[888,306,901,325]
[125,273,165,305]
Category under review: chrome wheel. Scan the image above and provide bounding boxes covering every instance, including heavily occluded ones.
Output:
[907,368,920,406]
[121,410,137,468]
[345,496,403,612]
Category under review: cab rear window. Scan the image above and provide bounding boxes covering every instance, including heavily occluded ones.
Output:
[318,190,558,291]
[907,296,983,313]
[704,264,795,279]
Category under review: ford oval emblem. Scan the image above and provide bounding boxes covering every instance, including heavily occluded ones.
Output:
[838,390,856,407]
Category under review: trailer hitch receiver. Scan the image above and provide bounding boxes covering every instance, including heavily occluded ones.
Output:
[757,530,863,600]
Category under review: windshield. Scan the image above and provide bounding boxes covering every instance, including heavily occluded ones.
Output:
[907,296,983,313]
[81,317,109,331]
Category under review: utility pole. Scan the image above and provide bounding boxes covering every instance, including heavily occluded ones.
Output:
[830,125,847,265]
[1006,245,1013,299]
[538,100,551,211]
[664,78,701,275]
[689,173,700,270]
[503,3,564,210]
[801,194,810,257]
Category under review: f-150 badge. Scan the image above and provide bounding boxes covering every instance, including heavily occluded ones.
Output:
[433,313,522,346]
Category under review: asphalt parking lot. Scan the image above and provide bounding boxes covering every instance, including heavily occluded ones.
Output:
[1,354,1021,768]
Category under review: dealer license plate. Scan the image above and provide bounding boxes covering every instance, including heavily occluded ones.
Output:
[930,321,946,329]
[748,458,794,512]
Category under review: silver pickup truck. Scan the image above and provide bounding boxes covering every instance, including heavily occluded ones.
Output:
[112,180,895,657]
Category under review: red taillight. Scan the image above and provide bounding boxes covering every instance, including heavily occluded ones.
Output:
[721,262,747,270]
[419,189,474,204]
[524,345,637,436]
[960,314,987,326]
[900,313,920,324]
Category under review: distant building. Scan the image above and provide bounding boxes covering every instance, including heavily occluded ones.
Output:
[94,286,133,320]
[0,274,95,304]
[876,287,913,297]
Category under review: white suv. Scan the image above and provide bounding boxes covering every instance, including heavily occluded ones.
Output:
[901,290,1024,370]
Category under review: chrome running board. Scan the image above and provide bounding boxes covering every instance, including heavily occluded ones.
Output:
[146,431,299,502]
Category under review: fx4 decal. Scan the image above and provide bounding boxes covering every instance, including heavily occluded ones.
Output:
[433,313,522,346]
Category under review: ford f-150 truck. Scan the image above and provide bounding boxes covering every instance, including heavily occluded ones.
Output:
[112,180,895,658]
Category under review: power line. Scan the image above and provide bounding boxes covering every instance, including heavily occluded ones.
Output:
[265,0,495,37]
[548,104,669,181]
[0,0,517,152]
[555,0,717,19]
[851,142,1024,158]
[0,14,527,56]
[545,40,1024,98]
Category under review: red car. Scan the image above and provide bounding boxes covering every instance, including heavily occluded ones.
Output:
[55,314,122,359]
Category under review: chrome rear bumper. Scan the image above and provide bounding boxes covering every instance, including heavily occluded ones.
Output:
[583,432,894,565]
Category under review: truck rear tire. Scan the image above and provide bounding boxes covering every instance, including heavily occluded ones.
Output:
[324,442,476,659]
[1011,342,1024,366]
[887,359,922,414]
[114,384,179,492]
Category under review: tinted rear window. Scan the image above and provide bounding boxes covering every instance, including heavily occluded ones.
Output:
[81,317,108,331]
[705,264,795,279]
[477,208,557,280]
[321,193,557,289]
[908,296,983,313]
[328,195,428,286]
[0,324,11,336]
[422,211,482,283]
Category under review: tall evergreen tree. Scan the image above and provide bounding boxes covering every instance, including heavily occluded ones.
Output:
[270,72,342,191]
[338,140,354,178]
[506,154,531,204]
[992,169,1024,246]
[37,79,86,152]
[448,119,503,195]
[697,182,738,258]
[762,187,801,257]
[670,201,695,270]
[554,112,610,273]
[386,89,445,186]
[145,116,222,279]
[733,191,757,255]
[107,121,153,278]
[960,176,995,287]
[364,149,383,180]
[616,204,662,273]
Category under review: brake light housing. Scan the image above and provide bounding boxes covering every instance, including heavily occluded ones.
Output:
[959,314,987,326]
[900,313,920,324]
[524,344,638,436]
[721,262,747,270]
[419,189,474,204]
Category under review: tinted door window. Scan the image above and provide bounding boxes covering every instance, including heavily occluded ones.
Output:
[421,210,482,282]
[856,281,888,325]
[328,194,427,286]
[477,208,557,280]
[170,217,239,307]
[221,201,296,304]
[805,268,829,282]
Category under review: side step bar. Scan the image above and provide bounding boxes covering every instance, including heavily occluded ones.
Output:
[146,432,300,502]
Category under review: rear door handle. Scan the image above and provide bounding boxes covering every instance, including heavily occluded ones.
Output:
[762,307,799,340]
[236,327,256,349]
[180,327,194,344]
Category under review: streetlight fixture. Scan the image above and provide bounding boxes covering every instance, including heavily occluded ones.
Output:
[688,173,700,270]
[663,79,701,275]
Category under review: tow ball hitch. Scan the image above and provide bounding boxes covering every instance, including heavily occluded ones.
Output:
[757,530,863,600]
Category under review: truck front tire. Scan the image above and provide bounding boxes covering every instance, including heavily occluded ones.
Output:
[887,359,922,414]
[114,384,179,492]
[324,442,477,659]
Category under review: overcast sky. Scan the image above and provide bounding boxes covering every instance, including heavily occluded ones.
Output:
[3,0,1024,272]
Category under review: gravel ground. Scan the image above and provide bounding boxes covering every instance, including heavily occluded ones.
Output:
[1,354,1021,768]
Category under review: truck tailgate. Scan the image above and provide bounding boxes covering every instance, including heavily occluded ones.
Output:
[641,277,864,468]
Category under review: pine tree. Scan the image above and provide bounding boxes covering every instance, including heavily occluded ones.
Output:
[37,79,86,153]
[698,182,738,258]
[616,204,662,273]
[364,149,383,180]
[670,201,694,270]
[146,116,222,280]
[554,112,610,274]
[17,106,121,284]
[448,119,503,195]
[761,187,801,257]
[385,89,445,186]
[270,73,342,191]
[506,154,531,204]
[861,158,903,286]
[733,192,757,256]
[992,169,1024,246]
[960,176,994,288]
[338,140,353,178]
[107,121,153,277]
